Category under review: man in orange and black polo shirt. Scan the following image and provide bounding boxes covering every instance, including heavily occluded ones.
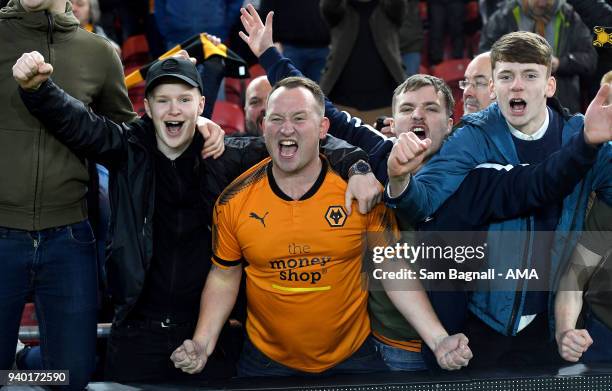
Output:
[170,76,471,376]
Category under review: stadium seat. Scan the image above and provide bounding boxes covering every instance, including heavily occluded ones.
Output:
[20,303,37,327]
[212,101,245,135]
[128,84,146,117]
[122,34,150,117]
[454,97,464,121]
[122,34,151,73]
[465,1,480,23]
[431,59,470,121]
[249,63,266,78]
[225,77,245,106]
[431,58,471,85]
[418,1,427,21]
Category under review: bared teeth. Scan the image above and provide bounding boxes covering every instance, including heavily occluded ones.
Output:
[279,140,297,146]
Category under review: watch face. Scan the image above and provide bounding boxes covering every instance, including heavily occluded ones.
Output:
[356,161,371,173]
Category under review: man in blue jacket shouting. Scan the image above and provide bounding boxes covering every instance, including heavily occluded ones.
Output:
[386,31,611,367]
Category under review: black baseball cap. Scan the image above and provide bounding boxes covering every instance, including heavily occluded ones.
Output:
[144,57,204,96]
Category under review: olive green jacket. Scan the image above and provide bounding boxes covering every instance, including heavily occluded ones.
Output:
[0,0,135,230]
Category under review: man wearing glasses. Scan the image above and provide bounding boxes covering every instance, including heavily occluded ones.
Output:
[459,52,495,115]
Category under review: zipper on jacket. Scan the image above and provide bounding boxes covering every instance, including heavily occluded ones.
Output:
[507,217,532,335]
[32,12,54,228]
[32,128,42,228]
[46,11,54,45]
[166,160,182,323]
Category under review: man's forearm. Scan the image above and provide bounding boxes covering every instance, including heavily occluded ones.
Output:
[192,265,242,349]
[385,288,449,350]
[19,79,126,165]
[381,260,448,350]
[554,243,602,336]
[554,289,583,337]
[387,174,411,199]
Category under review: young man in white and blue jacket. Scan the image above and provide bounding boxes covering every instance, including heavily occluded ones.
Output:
[385,31,611,368]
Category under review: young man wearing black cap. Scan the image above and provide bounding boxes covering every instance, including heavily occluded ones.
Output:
[13,52,372,383]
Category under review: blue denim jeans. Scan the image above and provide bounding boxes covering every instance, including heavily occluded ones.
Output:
[96,164,110,289]
[372,338,427,371]
[0,221,98,390]
[237,335,387,377]
[402,52,422,77]
[281,44,329,83]
[583,312,612,364]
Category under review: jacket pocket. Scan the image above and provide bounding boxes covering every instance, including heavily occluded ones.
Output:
[0,128,37,209]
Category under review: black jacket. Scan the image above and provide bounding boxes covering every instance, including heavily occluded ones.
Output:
[479,0,597,113]
[319,0,406,98]
[20,80,367,324]
[567,0,612,27]
[259,0,330,47]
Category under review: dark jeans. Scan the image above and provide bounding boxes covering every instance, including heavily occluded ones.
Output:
[583,312,612,364]
[465,311,562,369]
[428,0,465,64]
[0,221,98,390]
[281,44,329,83]
[422,290,469,370]
[237,335,387,377]
[105,317,240,384]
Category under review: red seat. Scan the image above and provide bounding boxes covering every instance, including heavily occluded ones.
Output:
[122,34,150,67]
[225,77,244,106]
[418,1,427,21]
[418,64,430,75]
[453,97,464,121]
[431,58,471,86]
[465,1,480,22]
[128,84,146,117]
[211,101,245,135]
[19,303,40,345]
[20,303,37,327]
[249,63,266,78]
[431,59,470,121]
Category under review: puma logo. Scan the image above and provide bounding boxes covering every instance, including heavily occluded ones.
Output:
[249,211,269,227]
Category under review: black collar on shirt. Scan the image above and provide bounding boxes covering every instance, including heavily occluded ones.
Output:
[267,156,328,201]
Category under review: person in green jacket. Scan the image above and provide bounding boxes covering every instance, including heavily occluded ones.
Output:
[0,1,136,388]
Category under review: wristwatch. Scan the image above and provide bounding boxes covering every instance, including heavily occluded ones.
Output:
[348,159,372,177]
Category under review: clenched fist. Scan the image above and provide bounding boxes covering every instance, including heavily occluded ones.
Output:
[12,51,53,91]
[386,132,431,197]
[170,339,209,374]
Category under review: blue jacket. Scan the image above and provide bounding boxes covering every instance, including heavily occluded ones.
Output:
[260,47,611,335]
[385,104,611,335]
[154,0,242,46]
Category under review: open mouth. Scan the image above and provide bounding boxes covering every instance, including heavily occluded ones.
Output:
[164,121,184,136]
[410,126,428,140]
[279,139,298,158]
[509,98,527,115]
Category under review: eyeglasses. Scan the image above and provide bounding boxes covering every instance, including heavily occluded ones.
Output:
[459,80,489,90]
